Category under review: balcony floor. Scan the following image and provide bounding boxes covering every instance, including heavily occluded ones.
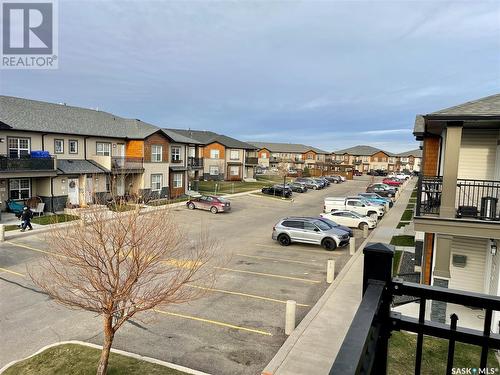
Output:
[414,215,500,239]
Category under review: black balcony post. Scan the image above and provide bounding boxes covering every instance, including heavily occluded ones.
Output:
[363,243,395,375]
[416,174,423,216]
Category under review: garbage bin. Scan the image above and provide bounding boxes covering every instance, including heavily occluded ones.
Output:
[480,196,498,221]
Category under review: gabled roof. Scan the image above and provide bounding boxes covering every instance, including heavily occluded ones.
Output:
[169,129,256,149]
[247,141,329,154]
[160,129,200,144]
[428,93,500,117]
[397,149,422,157]
[0,95,160,139]
[333,145,395,157]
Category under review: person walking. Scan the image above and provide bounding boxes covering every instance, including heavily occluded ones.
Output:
[20,206,33,232]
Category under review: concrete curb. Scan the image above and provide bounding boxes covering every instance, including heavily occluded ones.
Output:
[248,193,294,203]
[3,189,262,241]
[261,230,377,375]
[0,340,212,375]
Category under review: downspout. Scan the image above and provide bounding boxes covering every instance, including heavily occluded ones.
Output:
[84,137,88,159]
[50,176,55,213]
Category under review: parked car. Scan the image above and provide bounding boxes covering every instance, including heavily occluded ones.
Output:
[325,175,341,183]
[316,216,354,237]
[366,183,396,197]
[320,210,377,230]
[187,195,231,214]
[317,177,331,186]
[287,182,308,193]
[312,178,326,188]
[351,194,390,211]
[262,185,292,198]
[382,178,402,187]
[295,177,321,190]
[324,197,385,218]
[375,169,388,176]
[272,217,350,251]
[353,170,362,176]
[358,192,394,208]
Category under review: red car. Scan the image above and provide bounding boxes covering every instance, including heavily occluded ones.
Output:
[186,195,231,214]
[382,178,402,186]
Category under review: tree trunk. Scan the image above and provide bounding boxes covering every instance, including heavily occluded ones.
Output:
[96,315,114,375]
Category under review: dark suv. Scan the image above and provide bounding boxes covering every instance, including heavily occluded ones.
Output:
[262,185,292,198]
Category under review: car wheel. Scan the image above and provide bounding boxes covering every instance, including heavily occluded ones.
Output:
[358,222,368,230]
[187,202,195,210]
[210,206,218,214]
[322,238,337,251]
[278,234,291,246]
[313,186,317,190]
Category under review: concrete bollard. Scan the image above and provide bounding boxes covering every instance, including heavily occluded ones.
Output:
[0,224,4,242]
[363,224,369,238]
[285,300,297,335]
[349,240,356,255]
[326,259,335,283]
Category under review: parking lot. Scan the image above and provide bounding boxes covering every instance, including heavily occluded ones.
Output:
[0,175,381,375]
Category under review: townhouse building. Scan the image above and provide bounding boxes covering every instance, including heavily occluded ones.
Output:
[0,96,201,211]
[167,129,257,181]
[332,145,422,174]
[247,142,332,174]
[413,93,500,328]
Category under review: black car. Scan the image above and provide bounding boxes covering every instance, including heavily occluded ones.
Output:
[366,183,396,198]
[325,175,342,183]
[287,182,308,193]
[317,177,331,186]
[262,185,292,198]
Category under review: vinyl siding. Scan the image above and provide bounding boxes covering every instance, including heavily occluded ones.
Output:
[457,129,498,180]
[449,236,487,293]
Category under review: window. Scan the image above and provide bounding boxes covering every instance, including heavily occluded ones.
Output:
[69,140,78,154]
[230,150,239,160]
[261,153,267,159]
[210,149,220,159]
[171,146,180,162]
[54,139,64,154]
[188,147,196,157]
[105,175,110,192]
[151,174,163,192]
[313,220,331,231]
[282,220,303,229]
[173,173,183,188]
[9,178,30,199]
[229,166,239,176]
[209,166,219,175]
[151,145,163,162]
[96,142,111,156]
[307,154,313,160]
[8,137,30,158]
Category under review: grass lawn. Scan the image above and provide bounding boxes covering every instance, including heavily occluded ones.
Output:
[401,209,414,221]
[411,191,417,198]
[396,221,411,229]
[393,250,402,275]
[198,175,289,194]
[3,344,189,375]
[108,204,137,212]
[406,203,415,209]
[4,224,20,231]
[31,214,80,225]
[389,331,498,374]
[391,235,415,247]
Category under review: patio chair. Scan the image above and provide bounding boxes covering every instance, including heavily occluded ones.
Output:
[32,202,45,217]
[7,199,24,215]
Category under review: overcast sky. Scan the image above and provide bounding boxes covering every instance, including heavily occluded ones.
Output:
[1,0,499,152]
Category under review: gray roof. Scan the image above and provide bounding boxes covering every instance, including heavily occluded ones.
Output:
[247,141,329,154]
[161,129,200,144]
[428,93,500,117]
[169,129,256,149]
[0,95,160,139]
[333,145,395,157]
[57,159,109,175]
[397,149,422,157]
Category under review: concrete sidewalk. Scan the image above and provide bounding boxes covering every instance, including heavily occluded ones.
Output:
[262,178,416,375]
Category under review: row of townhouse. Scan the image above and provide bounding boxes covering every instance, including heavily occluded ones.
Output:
[412,93,500,329]
[246,142,336,173]
[331,145,422,173]
[0,96,257,212]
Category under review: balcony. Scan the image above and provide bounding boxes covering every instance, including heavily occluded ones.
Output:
[245,156,258,165]
[0,154,56,174]
[111,157,144,173]
[187,157,203,169]
[415,176,500,237]
[270,156,281,163]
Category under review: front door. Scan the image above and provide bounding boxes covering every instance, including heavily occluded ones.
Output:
[68,178,79,205]
[116,175,125,196]
[85,175,94,204]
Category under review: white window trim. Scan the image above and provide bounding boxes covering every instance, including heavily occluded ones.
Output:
[54,139,64,154]
[152,145,163,162]
[9,178,31,200]
[209,166,219,175]
[96,142,111,156]
[230,150,239,160]
[171,146,181,161]
[8,137,30,158]
[210,149,220,159]
[230,165,239,176]
[173,173,183,188]
[69,140,78,154]
[151,174,163,192]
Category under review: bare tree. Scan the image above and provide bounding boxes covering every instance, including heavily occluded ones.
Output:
[29,204,218,375]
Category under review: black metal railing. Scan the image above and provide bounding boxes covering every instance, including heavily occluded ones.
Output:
[187,157,203,168]
[270,157,281,162]
[111,157,144,171]
[331,243,500,375]
[245,156,259,165]
[0,154,55,171]
[416,176,500,220]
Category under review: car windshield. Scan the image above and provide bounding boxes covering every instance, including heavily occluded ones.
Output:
[218,197,229,203]
[314,220,332,231]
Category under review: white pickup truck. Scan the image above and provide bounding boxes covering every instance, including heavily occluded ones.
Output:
[324,197,385,219]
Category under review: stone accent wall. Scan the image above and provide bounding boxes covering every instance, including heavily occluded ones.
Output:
[40,195,68,212]
[431,278,448,323]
